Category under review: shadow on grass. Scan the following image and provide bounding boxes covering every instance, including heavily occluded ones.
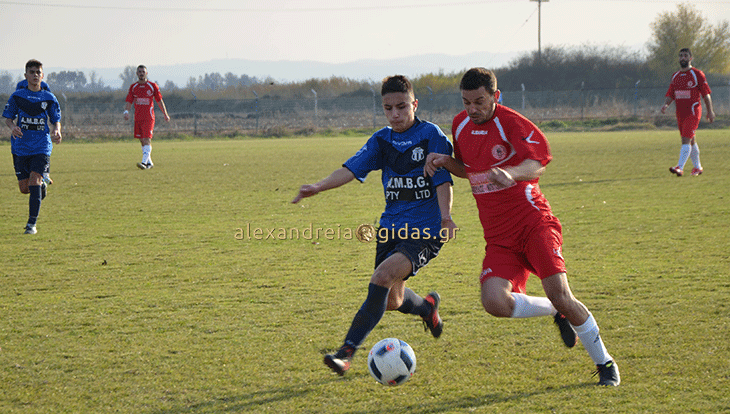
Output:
[148,380,595,414]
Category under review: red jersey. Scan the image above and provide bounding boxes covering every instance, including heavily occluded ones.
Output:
[125,81,163,122]
[665,68,711,119]
[452,105,554,247]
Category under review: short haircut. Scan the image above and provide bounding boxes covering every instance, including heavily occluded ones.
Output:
[679,48,692,56]
[137,65,147,70]
[25,59,43,71]
[381,75,413,96]
[460,67,497,94]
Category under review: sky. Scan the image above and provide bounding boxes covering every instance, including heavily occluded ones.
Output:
[1,0,730,86]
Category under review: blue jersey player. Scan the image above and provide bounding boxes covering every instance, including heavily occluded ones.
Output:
[3,59,62,234]
[292,75,458,376]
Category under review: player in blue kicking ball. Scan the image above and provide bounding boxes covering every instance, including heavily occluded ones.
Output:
[292,75,458,376]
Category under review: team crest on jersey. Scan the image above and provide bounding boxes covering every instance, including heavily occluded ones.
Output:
[41,102,47,110]
[687,80,695,87]
[147,89,153,96]
[411,147,425,162]
[492,144,507,160]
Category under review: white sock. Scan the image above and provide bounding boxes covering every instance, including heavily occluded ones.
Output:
[690,143,701,170]
[572,313,612,365]
[677,144,691,169]
[142,145,151,164]
[510,293,556,318]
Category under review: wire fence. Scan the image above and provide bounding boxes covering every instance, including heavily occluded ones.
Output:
[58,85,730,139]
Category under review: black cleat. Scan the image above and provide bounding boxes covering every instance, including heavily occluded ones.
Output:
[324,345,354,376]
[554,313,577,348]
[422,292,443,338]
[594,360,620,386]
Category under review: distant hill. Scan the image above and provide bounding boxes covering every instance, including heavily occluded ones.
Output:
[6,51,523,90]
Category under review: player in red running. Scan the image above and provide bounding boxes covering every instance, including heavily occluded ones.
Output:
[124,65,170,170]
[661,48,715,177]
[425,67,619,386]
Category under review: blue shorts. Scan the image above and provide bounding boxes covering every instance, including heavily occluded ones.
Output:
[13,154,50,181]
[374,231,442,279]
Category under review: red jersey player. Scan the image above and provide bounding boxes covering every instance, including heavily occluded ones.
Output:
[124,65,170,170]
[661,48,715,177]
[425,68,619,386]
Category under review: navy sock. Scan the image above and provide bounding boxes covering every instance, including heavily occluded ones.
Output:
[28,185,42,226]
[341,283,390,353]
[396,288,431,317]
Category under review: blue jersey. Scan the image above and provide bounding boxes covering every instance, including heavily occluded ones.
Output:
[344,117,453,233]
[3,88,61,156]
[16,79,51,91]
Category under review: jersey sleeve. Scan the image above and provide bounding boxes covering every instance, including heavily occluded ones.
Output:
[153,82,163,101]
[3,94,18,120]
[125,85,134,104]
[428,126,454,187]
[508,115,551,166]
[343,134,383,182]
[48,94,62,123]
[697,70,712,96]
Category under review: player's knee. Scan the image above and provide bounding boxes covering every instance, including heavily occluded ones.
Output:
[481,296,511,318]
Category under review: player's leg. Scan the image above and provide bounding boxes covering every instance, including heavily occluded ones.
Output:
[140,137,153,167]
[670,118,697,176]
[689,137,703,176]
[324,252,412,375]
[25,170,44,234]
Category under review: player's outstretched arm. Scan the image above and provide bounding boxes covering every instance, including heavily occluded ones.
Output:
[425,153,466,178]
[292,167,355,204]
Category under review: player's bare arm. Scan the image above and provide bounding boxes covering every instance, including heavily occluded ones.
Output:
[4,117,22,138]
[703,94,715,123]
[435,182,458,241]
[489,159,545,189]
[292,167,356,204]
[123,102,132,121]
[424,152,467,178]
[50,122,62,144]
[158,99,171,122]
[661,96,673,114]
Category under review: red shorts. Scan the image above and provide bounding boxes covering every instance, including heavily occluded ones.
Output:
[479,216,566,293]
[677,115,700,139]
[134,119,155,139]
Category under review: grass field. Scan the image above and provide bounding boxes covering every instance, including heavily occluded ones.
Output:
[1,130,729,413]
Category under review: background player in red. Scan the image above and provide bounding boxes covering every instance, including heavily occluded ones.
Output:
[124,65,170,170]
[425,67,619,386]
[660,48,715,177]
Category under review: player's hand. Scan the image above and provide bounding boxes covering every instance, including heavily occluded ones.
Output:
[164,114,171,122]
[52,130,62,144]
[707,110,715,123]
[487,167,515,189]
[439,217,459,242]
[292,184,320,204]
[10,126,22,138]
[425,153,450,177]
[660,104,668,114]
[124,113,130,121]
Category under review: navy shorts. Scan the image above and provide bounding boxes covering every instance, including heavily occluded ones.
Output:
[374,230,443,279]
[13,154,50,181]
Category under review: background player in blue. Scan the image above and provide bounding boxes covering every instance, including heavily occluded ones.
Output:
[292,75,458,376]
[3,59,62,234]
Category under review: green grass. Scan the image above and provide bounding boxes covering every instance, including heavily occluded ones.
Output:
[1,130,729,413]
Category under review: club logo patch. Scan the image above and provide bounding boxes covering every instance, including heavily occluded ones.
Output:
[492,145,507,160]
[411,147,424,162]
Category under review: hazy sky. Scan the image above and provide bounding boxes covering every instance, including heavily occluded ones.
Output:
[1,0,730,76]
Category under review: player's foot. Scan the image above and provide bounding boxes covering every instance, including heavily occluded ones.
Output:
[324,345,355,376]
[422,292,443,338]
[42,173,53,185]
[669,166,683,177]
[691,167,703,176]
[146,161,154,169]
[553,313,577,348]
[137,162,148,170]
[24,224,37,235]
[41,180,47,200]
[594,360,620,386]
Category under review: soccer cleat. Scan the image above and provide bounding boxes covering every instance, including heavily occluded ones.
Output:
[553,313,577,348]
[41,180,47,200]
[137,162,148,170]
[691,168,703,176]
[422,292,443,338]
[24,225,37,235]
[669,166,683,177]
[324,345,354,376]
[146,161,154,169]
[594,360,620,386]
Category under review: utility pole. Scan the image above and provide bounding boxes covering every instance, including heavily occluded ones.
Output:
[530,0,549,63]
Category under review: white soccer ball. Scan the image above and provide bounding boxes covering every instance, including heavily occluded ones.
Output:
[367,338,417,386]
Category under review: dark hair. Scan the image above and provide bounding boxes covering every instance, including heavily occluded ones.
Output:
[25,59,43,71]
[679,48,692,56]
[381,75,413,96]
[137,65,147,70]
[459,67,497,93]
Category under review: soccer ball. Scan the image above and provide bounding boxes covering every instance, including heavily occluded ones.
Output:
[367,338,417,386]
